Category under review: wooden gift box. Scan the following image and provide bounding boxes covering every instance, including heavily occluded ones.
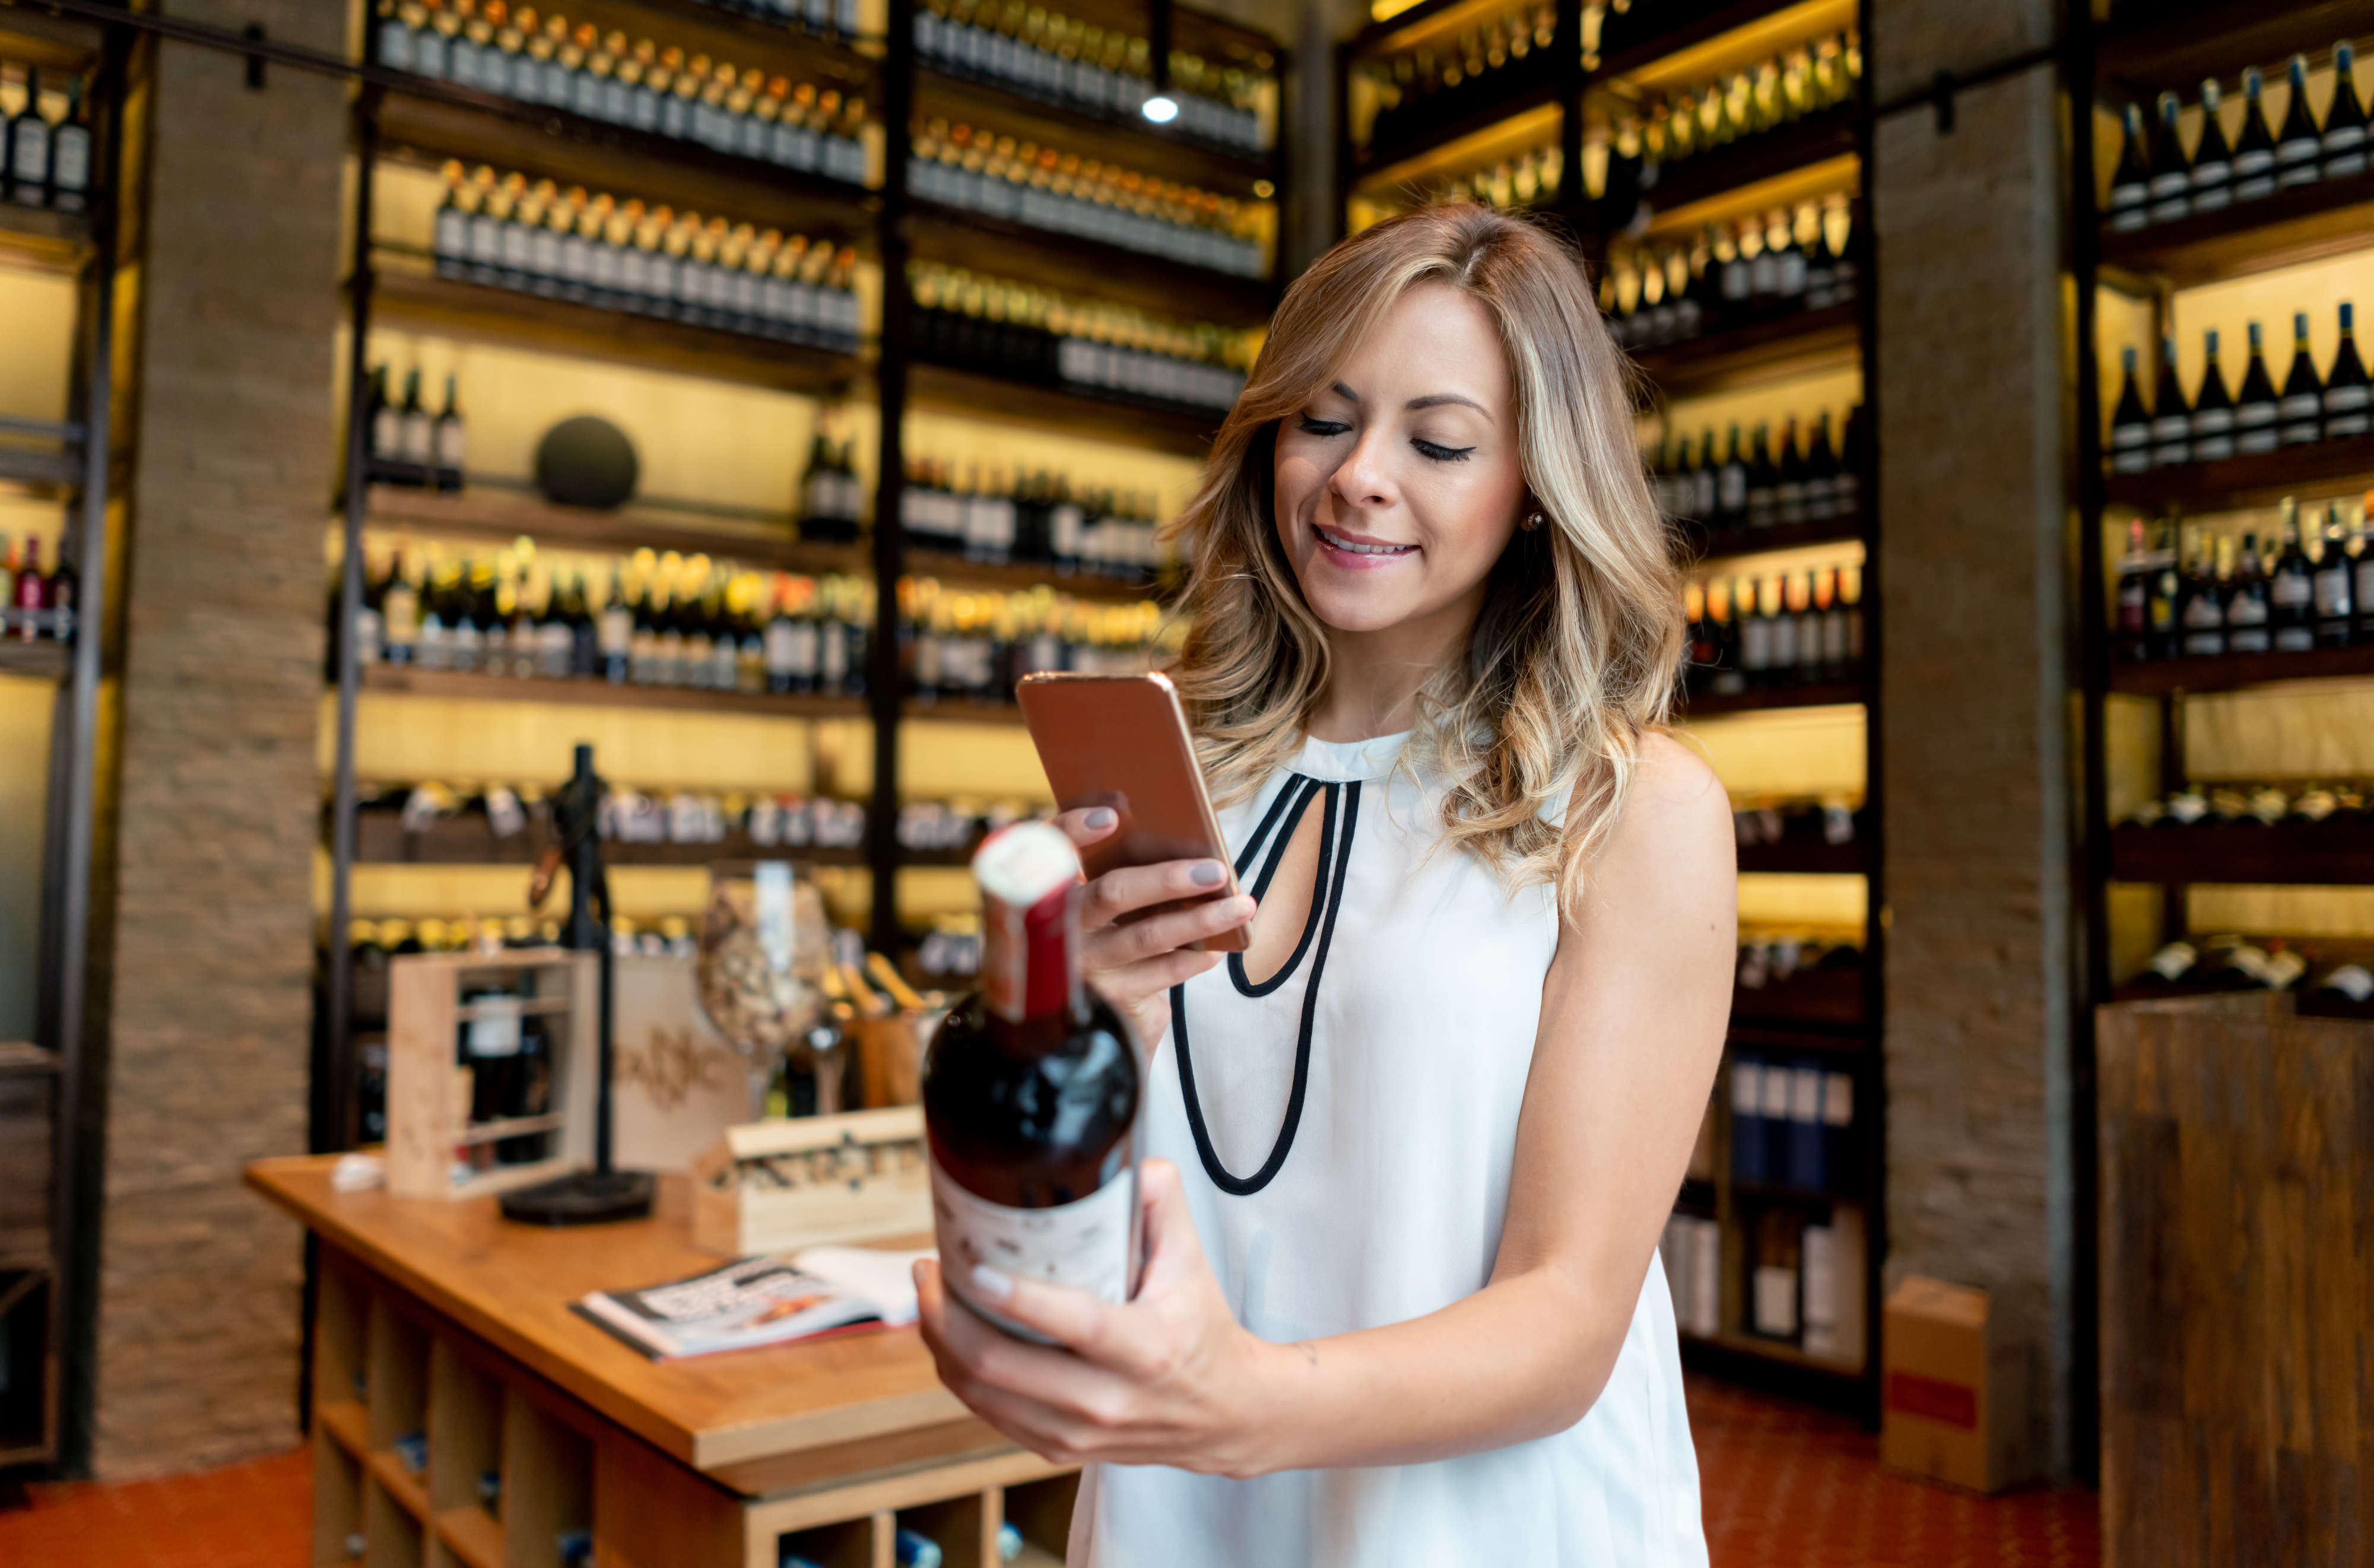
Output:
[690,1106,931,1256]
[386,950,600,1201]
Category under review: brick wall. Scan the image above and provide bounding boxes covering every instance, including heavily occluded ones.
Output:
[90,0,347,1478]
[1871,0,2077,1479]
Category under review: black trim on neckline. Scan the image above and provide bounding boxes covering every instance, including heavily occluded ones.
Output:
[1170,779,1363,1197]
[1233,772,1307,879]
[1229,780,1332,999]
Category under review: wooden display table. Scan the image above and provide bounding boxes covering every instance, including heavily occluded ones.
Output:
[247,1157,1074,1568]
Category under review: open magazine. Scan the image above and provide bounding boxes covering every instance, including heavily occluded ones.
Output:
[576,1245,932,1361]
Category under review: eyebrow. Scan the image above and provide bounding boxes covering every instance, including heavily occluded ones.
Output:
[1326,382,1494,420]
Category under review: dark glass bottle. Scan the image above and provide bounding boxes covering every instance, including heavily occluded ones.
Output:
[2232,66,2279,199]
[2324,301,2370,439]
[2146,521,2182,660]
[1804,411,1842,521]
[2327,41,2369,178]
[1775,417,1808,526]
[2226,533,2271,654]
[8,68,50,208]
[2115,518,2150,662]
[2275,55,2323,188]
[2109,344,2152,472]
[2189,79,2233,210]
[2233,322,2281,453]
[2189,329,2236,461]
[2270,501,2318,652]
[2313,503,2356,647]
[2150,336,2192,468]
[2108,102,2150,229]
[50,77,90,215]
[2147,91,2192,224]
[1744,423,1779,529]
[2177,527,2226,656]
[2280,311,2326,444]
[923,821,1141,1341]
[1716,423,1749,531]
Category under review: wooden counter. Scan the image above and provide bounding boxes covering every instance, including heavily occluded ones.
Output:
[248,1156,1074,1568]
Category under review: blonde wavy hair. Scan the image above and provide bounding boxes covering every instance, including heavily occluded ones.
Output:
[1165,204,1684,915]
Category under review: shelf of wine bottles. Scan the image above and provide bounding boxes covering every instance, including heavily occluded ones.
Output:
[1351,3,1562,169]
[902,578,1172,707]
[1,529,77,650]
[363,485,864,576]
[371,0,877,187]
[424,161,865,353]
[2116,930,2374,1019]
[1732,795,1868,875]
[2112,779,2374,885]
[1595,0,1843,77]
[344,777,871,866]
[667,0,872,50]
[911,0,1275,163]
[897,455,1173,586]
[2106,304,2367,479]
[1604,196,1858,359]
[1,52,96,226]
[1652,403,1865,552]
[1595,20,1859,188]
[907,118,1268,281]
[1731,932,1867,1029]
[2109,495,2372,681]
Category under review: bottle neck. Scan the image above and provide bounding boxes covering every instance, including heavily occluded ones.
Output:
[982,878,1083,1027]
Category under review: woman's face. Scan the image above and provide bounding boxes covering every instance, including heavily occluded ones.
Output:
[1272,281,1529,637]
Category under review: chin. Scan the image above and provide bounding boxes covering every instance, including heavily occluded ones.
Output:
[1297,575,1424,634]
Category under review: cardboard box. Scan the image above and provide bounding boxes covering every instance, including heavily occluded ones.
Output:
[1880,1275,2031,1493]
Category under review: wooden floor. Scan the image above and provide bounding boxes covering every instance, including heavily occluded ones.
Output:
[0,1375,2100,1566]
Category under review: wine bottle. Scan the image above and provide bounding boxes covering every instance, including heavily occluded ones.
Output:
[2232,66,2279,199]
[2275,55,2323,188]
[2354,508,2374,643]
[2108,345,2153,472]
[9,68,49,208]
[2189,79,2233,210]
[2107,102,2150,230]
[2147,91,2192,224]
[923,820,1141,1342]
[2150,335,2191,468]
[2188,329,2235,461]
[382,549,418,666]
[599,564,633,684]
[2280,311,2325,444]
[2326,42,2368,178]
[368,364,401,474]
[1805,411,1841,521]
[2224,531,2271,653]
[2233,322,2281,454]
[1745,424,1779,529]
[1775,418,1808,526]
[2177,526,2226,656]
[398,367,435,475]
[2314,503,2356,647]
[2146,521,2182,659]
[2115,518,2150,662]
[434,373,466,492]
[1716,423,1749,530]
[49,76,90,215]
[2324,301,2369,439]
[2268,501,2315,652]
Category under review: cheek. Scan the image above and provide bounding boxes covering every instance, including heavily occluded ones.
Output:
[1271,447,1328,535]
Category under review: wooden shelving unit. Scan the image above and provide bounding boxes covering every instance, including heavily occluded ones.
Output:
[347,806,871,869]
[356,664,872,719]
[2106,642,2374,697]
[1630,301,1862,398]
[1679,509,1868,560]
[903,199,1272,325]
[0,641,72,682]
[1680,678,1868,717]
[2099,432,2374,512]
[904,358,1223,457]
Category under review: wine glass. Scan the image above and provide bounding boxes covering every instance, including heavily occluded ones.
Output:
[694,862,842,1118]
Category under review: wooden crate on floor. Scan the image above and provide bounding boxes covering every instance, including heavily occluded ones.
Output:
[2097,994,2372,1567]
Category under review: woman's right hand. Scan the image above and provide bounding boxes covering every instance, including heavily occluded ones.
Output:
[1055,806,1255,1051]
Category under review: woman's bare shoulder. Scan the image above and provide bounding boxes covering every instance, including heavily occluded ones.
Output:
[1589,731,1735,903]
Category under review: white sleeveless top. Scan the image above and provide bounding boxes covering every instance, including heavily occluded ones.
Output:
[1070,732,1707,1567]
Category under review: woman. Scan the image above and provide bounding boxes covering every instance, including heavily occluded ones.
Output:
[915,205,1735,1566]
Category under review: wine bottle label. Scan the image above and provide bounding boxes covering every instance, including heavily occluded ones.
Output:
[53,129,88,193]
[2315,569,2354,617]
[2326,385,2371,413]
[2271,573,2313,607]
[931,1152,1137,1342]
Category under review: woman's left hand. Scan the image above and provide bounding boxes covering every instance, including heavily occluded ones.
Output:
[913,1158,1283,1479]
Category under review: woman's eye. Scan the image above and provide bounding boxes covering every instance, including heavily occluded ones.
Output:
[1412,438,1475,462]
[1296,416,1350,437]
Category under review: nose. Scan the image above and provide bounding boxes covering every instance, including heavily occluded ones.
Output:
[1327,425,1397,513]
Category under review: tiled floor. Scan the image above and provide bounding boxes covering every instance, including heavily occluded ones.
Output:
[1,1375,2099,1566]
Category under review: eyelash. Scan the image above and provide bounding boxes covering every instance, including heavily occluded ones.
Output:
[1296,417,1475,464]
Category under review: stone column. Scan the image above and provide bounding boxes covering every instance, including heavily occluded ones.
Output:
[1871,0,2077,1480]
[87,0,347,1477]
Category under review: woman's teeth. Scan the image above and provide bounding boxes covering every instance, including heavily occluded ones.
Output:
[1317,526,1415,557]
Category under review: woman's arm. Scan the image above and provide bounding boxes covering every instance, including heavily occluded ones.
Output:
[913,732,1737,1475]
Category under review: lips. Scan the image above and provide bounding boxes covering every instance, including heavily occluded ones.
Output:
[1313,523,1417,558]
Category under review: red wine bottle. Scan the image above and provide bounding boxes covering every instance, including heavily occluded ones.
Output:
[2275,55,2323,188]
[2232,66,2279,199]
[2147,91,2192,224]
[2107,103,2150,230]
[924,821,1141,1341]
[2233,322,2281,453]
[2108,345,2152,472]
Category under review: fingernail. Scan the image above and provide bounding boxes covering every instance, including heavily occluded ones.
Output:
[1085,807,1117,829]
[1190,861,1225,886]
[971,1265,1015,1302]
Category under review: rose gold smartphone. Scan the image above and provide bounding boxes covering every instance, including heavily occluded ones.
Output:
[1014,671,1249,953]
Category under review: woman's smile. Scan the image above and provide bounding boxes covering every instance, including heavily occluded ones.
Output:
[1312,520,1420,566]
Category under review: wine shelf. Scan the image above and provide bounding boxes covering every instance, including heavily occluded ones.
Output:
[2099,433,2374,513]
[1591,0,1843,81]
[2106,642,2374,696]
[0,641,72,683]
[319,1398,370,1458]
[0,202,93,272]
[2109,821,2374,885]
[354,664,872,718]
[905,359,1218,456]
[0,441,81,494]
[1731,966,1865,1029]
[364,486,867,574]
[374,87,877,246]
[2093,0,2374,95]
[585,0,881,75]
[0,1041,59,1075]
[345,808,870,869]
[1680,677,1866,716]
[434,1506,506,1568]
[906,200,1274,325]
[1682,511,1868,563]
[1355,73,1566,179]
[2097,167,2374,290]
[365,263,864,399]
[1633,106,1858,218]
[902,544,1166,599]
[913,65,1272,190]
[1631,300,1862,401]
[1735,837,1865,875]
[367,1446,434,1521]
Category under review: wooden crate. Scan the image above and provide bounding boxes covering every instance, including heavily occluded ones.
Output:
[689,1108,931,1258]
[2097,994,2373,1567]
[386,951,599,1201]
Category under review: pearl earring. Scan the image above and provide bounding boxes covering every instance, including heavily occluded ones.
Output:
[1521,511,1545,531]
